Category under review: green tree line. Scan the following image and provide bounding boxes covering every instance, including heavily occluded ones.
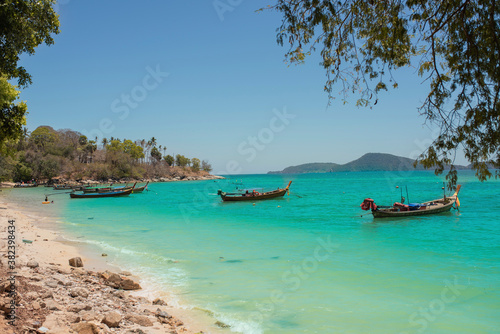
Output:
[0,126,212,182]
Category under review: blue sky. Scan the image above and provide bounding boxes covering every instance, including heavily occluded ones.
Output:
[18,0,463,174]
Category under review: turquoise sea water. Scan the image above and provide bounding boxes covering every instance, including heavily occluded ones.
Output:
[3,171,500,333]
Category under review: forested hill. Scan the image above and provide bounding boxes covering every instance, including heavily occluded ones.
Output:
[268,153,468,174]
[0,125,214,183]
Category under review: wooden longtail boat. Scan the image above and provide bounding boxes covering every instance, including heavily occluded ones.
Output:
[83,182,137,193]
[218,181,292,202]
[72,185,89,191]
[70,187,134,199]
[361,185,461,218]
[132,182,149,193]
[53,184,74,190]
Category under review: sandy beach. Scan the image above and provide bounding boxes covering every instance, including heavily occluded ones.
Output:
[0,190,227,334]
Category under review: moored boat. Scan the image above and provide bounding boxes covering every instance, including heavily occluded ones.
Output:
[83,182,137,193]
[361,185,461,218]
[218,181,292,202]
[70,187,134,198]
[14,182,38,188]
[132,182,149,193]
[53,184,75,190]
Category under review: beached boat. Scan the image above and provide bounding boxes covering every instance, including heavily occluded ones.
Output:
[70,187,134,199]
[14,183,38,188]
[361,185,461,218]
[218,181,292,202]
[53,184,75,190]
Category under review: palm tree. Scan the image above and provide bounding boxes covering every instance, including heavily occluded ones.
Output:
[22,127,30,140]
[137,139,145,163]
[148,137,157,165]
[146,140,152,164]
[101,138,108,150]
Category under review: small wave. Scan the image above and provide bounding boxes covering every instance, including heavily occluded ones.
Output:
[189,305,264,334]
[69,238,188,283]
[61,237,181,268]
[213,310,264,334]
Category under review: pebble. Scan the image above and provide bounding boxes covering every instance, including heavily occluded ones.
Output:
[27,260,39,268]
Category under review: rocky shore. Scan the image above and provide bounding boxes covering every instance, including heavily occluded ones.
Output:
[0,197,225,334]
[0,263,197,334]
[0,174,225,188]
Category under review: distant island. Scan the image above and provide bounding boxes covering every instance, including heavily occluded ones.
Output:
[268,153,469,174]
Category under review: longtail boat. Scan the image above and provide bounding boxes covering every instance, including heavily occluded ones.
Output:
[218,181,292,202]
[132,182,149,193]
[53,184,74,190]
[361,185,461,218]
[70,187,134,199]
[83,182,137,193]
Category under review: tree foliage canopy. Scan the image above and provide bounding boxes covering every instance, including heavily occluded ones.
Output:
[123,139,145,160]
[202,159,213,172]
[0,0,59,151]
[150,146,162,162]
[268,0,500,186]
[0,0,60,87]
[29,125,58,150]
[191,157,201,172]
[175,154,191,167]
[0,75,26,153]
[164,154,174,166]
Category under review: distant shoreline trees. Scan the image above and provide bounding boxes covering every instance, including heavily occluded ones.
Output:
[0,126,213,182]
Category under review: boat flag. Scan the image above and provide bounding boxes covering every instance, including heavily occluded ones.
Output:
[456,197,460,208]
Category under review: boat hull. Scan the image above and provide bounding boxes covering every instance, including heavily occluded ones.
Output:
[221,189,288,202]
[219,181,292,202]
[53,186,73,190]
[70,188,133,198]
[131,186,147,193]
[132,182,149,193]
[82,182,140,193]
[372,197,456,218]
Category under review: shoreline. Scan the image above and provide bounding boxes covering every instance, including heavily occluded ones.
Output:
[0,189,228,333]
[1,174,225,188]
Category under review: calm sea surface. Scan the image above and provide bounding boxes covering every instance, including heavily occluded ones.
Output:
[3,171,500,333]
